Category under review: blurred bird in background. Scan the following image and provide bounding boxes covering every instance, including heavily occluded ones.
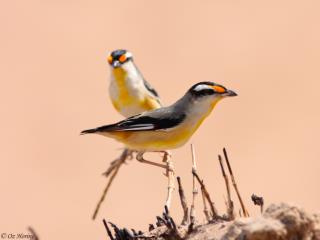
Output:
[108,49,162,118]
[104,49,162,176]
[88,50,163,219]
[82,81,237,210]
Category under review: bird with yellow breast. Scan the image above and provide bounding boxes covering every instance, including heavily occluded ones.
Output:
[103,49,163,176]
[82,81,237,209]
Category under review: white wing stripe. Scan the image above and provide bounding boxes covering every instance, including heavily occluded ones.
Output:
[115,124,155,131]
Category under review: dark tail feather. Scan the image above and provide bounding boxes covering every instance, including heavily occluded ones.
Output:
[80,128,98,135]
[80,123,117,135]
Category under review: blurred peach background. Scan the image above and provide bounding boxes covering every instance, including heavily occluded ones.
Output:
[1,0,320,239]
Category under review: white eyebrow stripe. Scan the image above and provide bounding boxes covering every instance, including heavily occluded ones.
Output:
[125,52,133,58]
[194,84,211,92]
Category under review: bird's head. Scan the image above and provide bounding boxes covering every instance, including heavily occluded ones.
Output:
[188,81,237,106]
[107,49,133,68]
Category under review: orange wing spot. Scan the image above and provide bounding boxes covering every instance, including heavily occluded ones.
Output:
[119,54,127,63]
[107,55,113,64]
[213,85,226,93]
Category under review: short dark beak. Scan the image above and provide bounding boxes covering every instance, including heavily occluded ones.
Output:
[224,89,237,97]
[112,60,121,68]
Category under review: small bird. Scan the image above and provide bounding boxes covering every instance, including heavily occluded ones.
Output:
[107,49,162,118]
[82,81,236,151]
[82,81,237,208]
[91,50,163,220]
[103,49,163,177]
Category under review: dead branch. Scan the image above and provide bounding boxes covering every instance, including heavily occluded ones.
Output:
[92,149,133,220]
[177,176,189,225]
[192,170,219,219]
[103,219,115,240]
[223,148,249,217]
[92,163,121,220]
[108,221,136,240]
[190,144,198,225]
[163,205,178,232]
[102,149,132,177]
[218,155,234,220]
[201,189,211,221]
[164,152,175,210]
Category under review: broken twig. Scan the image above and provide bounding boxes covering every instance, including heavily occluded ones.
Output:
[103,219,115,240]
[201,188,211,221]
[103,149,134,177]
[192,170,219,219]
[223,148,249,217]
[93,149,133,220]
[92,163,121,220]
[177,176,189,225]
[251,194,264,213]
[218,154,234,220]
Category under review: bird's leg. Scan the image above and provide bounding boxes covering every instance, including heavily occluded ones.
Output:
[102,148,134,177]
[136,151,168,170]
[136,151,175,210]
[150,150,173,176]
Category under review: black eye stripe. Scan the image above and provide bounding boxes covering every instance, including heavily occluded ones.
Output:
[192,88,214,97]
[188,81,228,97]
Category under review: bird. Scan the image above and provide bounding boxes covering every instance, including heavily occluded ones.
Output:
[92,50,162,219]
[82,81,237,208]
[103,49,163,177]
[107,49,162,118]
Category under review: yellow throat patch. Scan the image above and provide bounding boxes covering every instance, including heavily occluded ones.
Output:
[112,68,135,110]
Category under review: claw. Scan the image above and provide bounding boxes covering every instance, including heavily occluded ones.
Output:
[161,150,172,163]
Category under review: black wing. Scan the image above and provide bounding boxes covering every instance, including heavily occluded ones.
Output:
[81,112,186,134]
[133,62,162,105]
[143,79,160,98]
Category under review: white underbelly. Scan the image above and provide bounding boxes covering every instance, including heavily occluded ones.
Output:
[109,81,145,117]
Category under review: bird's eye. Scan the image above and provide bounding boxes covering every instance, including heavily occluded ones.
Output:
[107,55,113,64]
[119,54,127,63]
[212,85,226,93]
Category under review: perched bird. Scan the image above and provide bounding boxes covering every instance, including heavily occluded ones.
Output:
[82,81,236,151]
[82,81,237,208]
[90,50,163,220]
[102,49,162,177]
[107,49,162,118]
